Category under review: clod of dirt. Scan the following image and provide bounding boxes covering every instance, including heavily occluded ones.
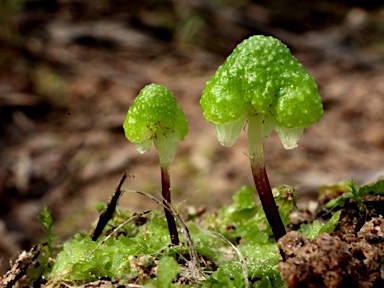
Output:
[278,231,358,288]
[278,216,384,288]
[351,216,384,286]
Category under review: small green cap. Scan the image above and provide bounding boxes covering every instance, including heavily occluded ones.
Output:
[123,84,188,164]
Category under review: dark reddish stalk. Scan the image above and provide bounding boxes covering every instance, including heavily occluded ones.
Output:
[250,163,286,241]
[161,165,180,245]
[247,115,286,243]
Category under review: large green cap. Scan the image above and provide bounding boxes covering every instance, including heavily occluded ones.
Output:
[200,35,323,129]
[123,84,188,154]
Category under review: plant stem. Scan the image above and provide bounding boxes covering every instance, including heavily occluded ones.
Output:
[160,164,180,245]
[247,115,286,242]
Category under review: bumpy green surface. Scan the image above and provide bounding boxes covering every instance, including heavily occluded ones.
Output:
[42,182,346,287]
[200,35,323,129]
[298,211,341,240]
[123,84,188,152]
[156,257,181,288]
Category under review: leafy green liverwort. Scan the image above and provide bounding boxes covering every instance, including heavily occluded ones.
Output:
[123,84,188,245]
[325,179,384,210]
[200,35,323,242]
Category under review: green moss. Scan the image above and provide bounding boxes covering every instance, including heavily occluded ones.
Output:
[156,257,181,288]
[44,182,349,287]
[203,185,295,244]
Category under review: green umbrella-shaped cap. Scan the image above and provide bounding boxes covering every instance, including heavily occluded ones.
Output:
[200,35,323,148]
[123,84,188,164]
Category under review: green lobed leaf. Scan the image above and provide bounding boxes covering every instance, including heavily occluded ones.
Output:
[240,242,282,279]
[325,179,384,209]
[50,234,99,281]
[204,242,283,288]
[357,179,384,196]
[298,210,341,240]
[204,186,295,244]
[50,212,175,283]
[156,257,181,288]
[187,222,226,263]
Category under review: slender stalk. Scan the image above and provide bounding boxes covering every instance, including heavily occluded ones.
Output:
[247,115,286,241]
[160,164,180,245]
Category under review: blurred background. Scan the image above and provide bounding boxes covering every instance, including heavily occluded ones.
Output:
[1,0,384,274]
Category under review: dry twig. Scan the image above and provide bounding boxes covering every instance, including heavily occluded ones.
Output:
[91,171,128,241]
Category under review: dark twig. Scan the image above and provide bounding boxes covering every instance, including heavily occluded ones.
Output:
[1,245,41,288]
[91,171,127,241]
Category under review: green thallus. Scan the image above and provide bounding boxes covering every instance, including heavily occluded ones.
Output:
[123,84,188,245]
[200,35,324,242]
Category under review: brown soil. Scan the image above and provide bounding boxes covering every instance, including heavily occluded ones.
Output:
[1,1,384,284]
[279,200,384,287]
